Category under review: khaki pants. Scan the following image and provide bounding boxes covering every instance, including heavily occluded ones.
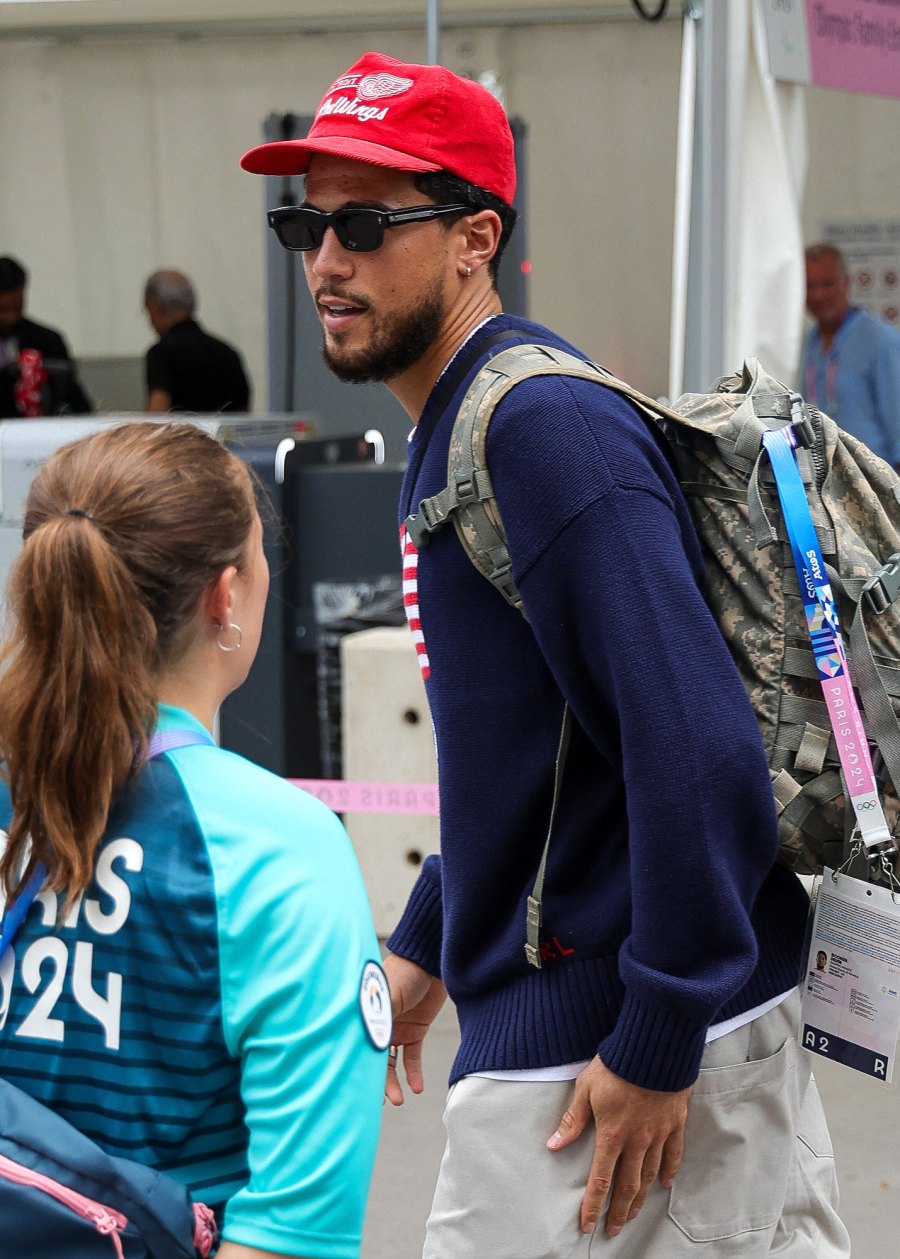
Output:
[423,994,850,1258]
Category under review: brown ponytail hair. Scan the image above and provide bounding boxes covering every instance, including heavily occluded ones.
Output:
[0,421,256,909]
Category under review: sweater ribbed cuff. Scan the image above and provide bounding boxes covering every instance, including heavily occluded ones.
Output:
[598,991,709,1092]
[385,864,443,979]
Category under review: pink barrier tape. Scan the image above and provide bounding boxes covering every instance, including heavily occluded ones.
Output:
[289,779,440,815]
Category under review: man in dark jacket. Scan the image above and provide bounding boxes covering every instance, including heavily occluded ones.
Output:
[0,256,93,418]
[143,270,251,414]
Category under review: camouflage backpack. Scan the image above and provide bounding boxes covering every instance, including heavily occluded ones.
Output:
[406,343,900,886]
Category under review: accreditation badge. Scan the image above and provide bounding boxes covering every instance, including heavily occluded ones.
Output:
[800,868,900,1084]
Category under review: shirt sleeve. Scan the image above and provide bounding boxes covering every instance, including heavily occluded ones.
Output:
[234,355,251,412]
[873,329,900,462]
[145,341,172,397]
[385,854,443,976]
[183,760,386,1259]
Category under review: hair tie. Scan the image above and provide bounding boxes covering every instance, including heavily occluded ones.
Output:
[66,508,95,522]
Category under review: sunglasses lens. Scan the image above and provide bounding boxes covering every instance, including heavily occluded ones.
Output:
[334,210,385,253]
[283,210,324,251]
[269,207,390,252]
[267,210,321,251]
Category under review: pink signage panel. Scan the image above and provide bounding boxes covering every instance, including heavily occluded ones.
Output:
[289,778,440,815]
[806,0,900,100]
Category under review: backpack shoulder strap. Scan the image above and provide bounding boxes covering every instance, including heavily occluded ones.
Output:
[405,342,675,614]
[402,343,683,970]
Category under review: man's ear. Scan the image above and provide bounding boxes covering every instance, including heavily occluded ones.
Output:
[459,209,503,277]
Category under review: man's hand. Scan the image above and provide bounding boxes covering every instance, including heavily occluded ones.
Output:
[546,1056,691,1237]
[382,952,447,1106]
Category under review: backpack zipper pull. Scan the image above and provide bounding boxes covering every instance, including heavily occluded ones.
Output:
[77,1201,128,1257]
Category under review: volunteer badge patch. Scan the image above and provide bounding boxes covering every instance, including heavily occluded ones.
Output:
[359,960,392,1051]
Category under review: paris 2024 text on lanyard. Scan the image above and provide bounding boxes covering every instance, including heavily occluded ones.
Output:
[764,415,900,1084]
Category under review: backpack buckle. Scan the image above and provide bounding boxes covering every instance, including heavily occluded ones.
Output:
[863,553,900,615]
[453,471,480,505]
[494,569,519,605]
[405,493,452,549]
[788,394,816,449]
[487,558,525,613]
[404,510,432,549]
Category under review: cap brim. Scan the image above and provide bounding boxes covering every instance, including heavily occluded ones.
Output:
[240,136,443,177]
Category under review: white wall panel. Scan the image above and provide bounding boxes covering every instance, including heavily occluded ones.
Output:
[803,86,900,228]
[4,15,895,413]
[501,21,679,392]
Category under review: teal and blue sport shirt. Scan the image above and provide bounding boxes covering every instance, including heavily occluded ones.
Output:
[0,704,387,1258]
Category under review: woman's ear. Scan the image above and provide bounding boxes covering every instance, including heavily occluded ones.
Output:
[203,566,238,637]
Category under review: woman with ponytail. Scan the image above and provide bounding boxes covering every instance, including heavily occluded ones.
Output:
[0,423,387,1259]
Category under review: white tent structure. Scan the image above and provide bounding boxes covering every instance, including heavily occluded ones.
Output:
[0,1,893,407]
[672,0,807,396]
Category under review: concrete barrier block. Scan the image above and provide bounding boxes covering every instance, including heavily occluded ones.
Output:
[342,626,439,936]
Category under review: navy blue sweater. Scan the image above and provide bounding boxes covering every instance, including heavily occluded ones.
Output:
[387,315,809,1092]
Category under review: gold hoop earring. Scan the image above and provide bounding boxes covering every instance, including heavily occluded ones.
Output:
[216,622,243,652]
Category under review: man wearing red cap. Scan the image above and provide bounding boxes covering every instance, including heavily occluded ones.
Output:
[243,52,848,1259]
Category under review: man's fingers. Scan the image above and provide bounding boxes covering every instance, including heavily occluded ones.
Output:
[384,1046,405,1107]
[384,1070,405,1106]
[601,1145,663,1237]
[546,1091,592,1151]
[659,1126,685,1188]
[402,1039,425,1095]
[383,1033,429,1105]
[578,1147,617,1235]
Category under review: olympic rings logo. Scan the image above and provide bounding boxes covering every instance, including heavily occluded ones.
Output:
[855,800,877,812]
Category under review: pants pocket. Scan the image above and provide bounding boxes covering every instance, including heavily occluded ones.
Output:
[667,1036,798,1245]
[797,1075,833,1159]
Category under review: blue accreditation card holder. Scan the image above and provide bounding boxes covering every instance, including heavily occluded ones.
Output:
[801,868,900,1084]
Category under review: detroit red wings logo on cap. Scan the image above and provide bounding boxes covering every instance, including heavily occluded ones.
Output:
[239,51,517,204]
[357,73,414,101]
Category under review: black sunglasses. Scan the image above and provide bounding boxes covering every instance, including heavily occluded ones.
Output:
[267,203,471,253]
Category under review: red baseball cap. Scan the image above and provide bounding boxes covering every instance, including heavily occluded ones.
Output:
[240,51,516,206]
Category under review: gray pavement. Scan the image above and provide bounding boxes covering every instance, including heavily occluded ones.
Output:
[362,1001,900,1258]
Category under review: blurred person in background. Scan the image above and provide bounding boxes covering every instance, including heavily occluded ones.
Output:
[801,241,900,468]
[144,269,251,413]
[0,254,93,418]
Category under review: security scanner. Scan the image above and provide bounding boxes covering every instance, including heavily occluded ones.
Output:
[219,441,405,779]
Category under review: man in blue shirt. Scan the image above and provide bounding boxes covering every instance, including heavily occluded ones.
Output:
[801,242,900,467]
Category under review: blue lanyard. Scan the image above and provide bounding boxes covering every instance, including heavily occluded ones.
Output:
[0,727,213,960]
[762,422,892,854]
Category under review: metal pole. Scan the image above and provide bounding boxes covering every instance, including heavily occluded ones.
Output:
[426,0,440,64]
[682,0,731,393]
[668,2,699,401]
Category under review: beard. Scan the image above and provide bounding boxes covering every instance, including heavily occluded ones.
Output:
[320,276,447,384]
